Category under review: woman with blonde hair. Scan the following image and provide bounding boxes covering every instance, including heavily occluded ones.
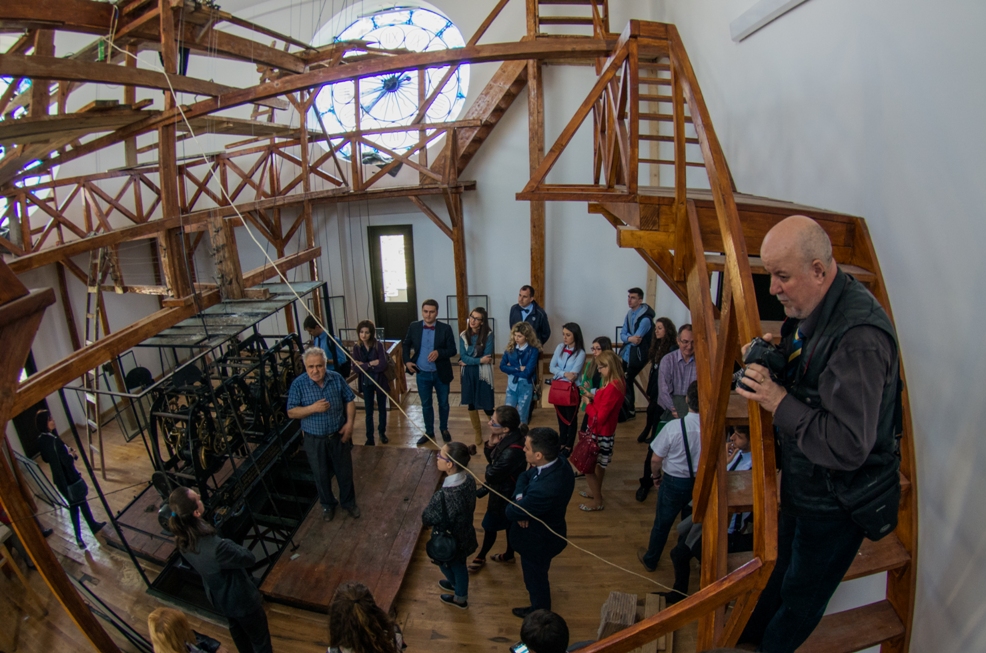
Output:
[148,607,228,653]
[327,581,402,653]
[500,321,541,424]
[579,350,625,512]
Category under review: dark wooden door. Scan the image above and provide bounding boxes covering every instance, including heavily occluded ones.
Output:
[368,225,418,340]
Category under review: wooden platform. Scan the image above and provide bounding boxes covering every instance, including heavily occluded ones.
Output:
[101,484,176,564]
[260,445,441,613]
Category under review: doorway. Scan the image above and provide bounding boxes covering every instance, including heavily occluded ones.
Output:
[368,225,418,340]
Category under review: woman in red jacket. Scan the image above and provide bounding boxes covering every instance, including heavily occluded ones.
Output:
[580,350,625,512]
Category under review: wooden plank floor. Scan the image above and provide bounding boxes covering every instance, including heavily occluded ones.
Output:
[261,446,441,613]
[2,384,700,653]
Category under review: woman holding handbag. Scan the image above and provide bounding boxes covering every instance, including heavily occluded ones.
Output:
[458,307,495,454]
[578,337,613,430]
[468,405,528,572]
[421,442,477,609]
[352,320,390,445]
[548,323,586,456]
[500,322,541,424]
[36,409,105,549]
[578,350,625,512]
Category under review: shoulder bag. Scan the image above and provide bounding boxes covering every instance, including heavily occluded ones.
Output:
[570,418,600,475]
[425,491,458,564]
[826,459,900,541]
[66,478,88,505]
[548,378,580,407]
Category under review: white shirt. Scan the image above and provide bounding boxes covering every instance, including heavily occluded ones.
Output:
[650,412,702,479]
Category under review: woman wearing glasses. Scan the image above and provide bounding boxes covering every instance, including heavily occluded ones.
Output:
[421,442,477,609]
[468,405,528,573]
[549,323,586,456]
[579,350,625,512]
[458,307,495,454]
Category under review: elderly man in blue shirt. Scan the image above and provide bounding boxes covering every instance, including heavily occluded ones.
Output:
[287,347,359,522]
[619,287,656,419]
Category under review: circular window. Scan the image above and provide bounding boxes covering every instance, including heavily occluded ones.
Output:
[308,5,469,162]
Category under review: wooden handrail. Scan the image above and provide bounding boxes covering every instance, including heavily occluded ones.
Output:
[577,558,764,653]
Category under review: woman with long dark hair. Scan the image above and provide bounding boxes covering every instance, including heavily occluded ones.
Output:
[168,487,272,653]
[352,319,390,445]
[327,581,402,653]
[636,317,678,443]
[458,306,495,454]
[579,351,625,512]
[578,336,613,431]
[421,442,477,609]
[468,405,528,573]
[36,409,105,549]
[549,322,586,455]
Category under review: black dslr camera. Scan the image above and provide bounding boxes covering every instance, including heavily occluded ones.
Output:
[732,337,787,392]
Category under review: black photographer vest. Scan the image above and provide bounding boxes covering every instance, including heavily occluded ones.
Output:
[780,270,899,517]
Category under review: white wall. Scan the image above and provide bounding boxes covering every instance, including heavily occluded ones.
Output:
[655,1,986,651]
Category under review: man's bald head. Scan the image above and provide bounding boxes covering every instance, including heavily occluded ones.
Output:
[762,215,834,272]
[760,215,838,319]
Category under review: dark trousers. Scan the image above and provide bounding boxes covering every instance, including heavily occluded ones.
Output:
[520,551,555,611]
[642,474,694,569]
[70,500,100,543]
[555,405,579,450]
[363,385,388,441]
[671,530,753,597]
[478,527,514,560]
[439,558,469,601]
[623,359,646,414]
[416,370,450,434]
[303,433,356,510]
[228,605,273,653]
[740,511,864,653]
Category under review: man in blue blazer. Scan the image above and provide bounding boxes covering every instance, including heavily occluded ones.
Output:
[402,299,457,445]
[509,285,551,346]
[506,427,575,618]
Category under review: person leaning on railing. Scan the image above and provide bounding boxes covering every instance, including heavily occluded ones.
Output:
[735,216,901,653]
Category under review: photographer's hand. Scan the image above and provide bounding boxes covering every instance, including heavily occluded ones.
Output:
[741,332,776,359]
[735,362,787,413]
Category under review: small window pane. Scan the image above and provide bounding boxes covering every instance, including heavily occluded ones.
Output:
[380,235,408,303]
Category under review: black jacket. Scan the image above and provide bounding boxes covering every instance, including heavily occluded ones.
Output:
[509,301,551,345]
[402,320,457,385]
[506,458,575,560]
[37,432,81,499]
[479,430,528,517]
[422,474,479,561]
[180,534,263,617]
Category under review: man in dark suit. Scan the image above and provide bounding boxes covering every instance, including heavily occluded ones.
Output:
[506,427,575,618]
[509,285,551,346]
[402,299,457,445]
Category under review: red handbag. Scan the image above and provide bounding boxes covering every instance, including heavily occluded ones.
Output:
[569,421,599,475]
[548,379,580,407]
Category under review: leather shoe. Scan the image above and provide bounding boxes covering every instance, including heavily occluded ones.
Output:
[380,433,389,444]
[658,590,685,605]
[512,606,534,619]
[41,527,54,538]
[416,435,432,446]
[636,484,650,502]
[91,521,106,535]
[636,430,650,443]
[346,505,361,519]
[637,547,656,573]
[322,506,336,522]
[441,430,452,443]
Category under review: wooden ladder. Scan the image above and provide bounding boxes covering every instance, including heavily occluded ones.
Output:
[530,0,610,37]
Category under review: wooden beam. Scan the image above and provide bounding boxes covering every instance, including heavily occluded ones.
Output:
[28,30,54,117]
[12,290,221,416]
[445,191,469,330]
[0,0,114,36]
[615,226,674,250]
[207,216,244,299]
[528,58,546,304]
[408,196,452,240]
[241,247,321,288]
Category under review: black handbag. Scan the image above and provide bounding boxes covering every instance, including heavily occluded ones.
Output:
[66,478,88,505]
[425,492,458,564]
[827,459,900,541]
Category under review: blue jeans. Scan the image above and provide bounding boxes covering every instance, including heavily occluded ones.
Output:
[741,511,864,653]
[643,474,694,569]
[505,379,534,422]
[440,559,469,602]
[416,370,450,435]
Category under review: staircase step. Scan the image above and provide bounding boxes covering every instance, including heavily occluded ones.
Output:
[640,112,692,123]
[639,134,700,145]
[728,532,910,581]
[705,254,876,284]
[796,600,904,653]
[640,158,706,167]
[539,16,595,25]
[639,77,672,86]
[639,93,673,102]
[726,469,753,512]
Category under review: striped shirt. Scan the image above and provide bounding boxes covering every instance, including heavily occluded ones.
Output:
[287,371,355,435]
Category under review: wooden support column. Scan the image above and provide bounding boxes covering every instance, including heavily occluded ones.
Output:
[445,191,469,330]
[207,216,244,299]
[297,92,322,319]
[0,268,122,653]
[29,30,53,117]
[56,261,83,351]
[157,0,191,298]
[528,59,546,303]
[123,44,139,168]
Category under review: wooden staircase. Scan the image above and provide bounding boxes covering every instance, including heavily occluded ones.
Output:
[518,20,917,653]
